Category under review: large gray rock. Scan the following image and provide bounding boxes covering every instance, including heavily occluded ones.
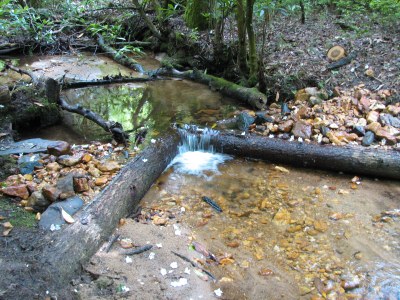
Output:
[0,138,64,156]
[18,154,42,175]
[39,196,84,230]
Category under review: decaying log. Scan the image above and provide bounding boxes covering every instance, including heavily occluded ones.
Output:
[210,132,400,180]
[96,34,145,73]
[40,130,180,292]
[58,96,129,144]
[155,68,268,110]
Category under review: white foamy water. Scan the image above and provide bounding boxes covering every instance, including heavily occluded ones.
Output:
[170,151,231,178]
[169,125,232,178]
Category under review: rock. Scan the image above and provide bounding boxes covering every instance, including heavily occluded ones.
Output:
[56,174,76,199]
[236,112,255,131]
[281,103,291,115]
[304,87,318,97]
[386,105,400,116]
[320,126,330,137]
[292,121,312,139]
[326,131,344,145]
[295,89,310,102]
[358,96,370,112]
[1,184,29,199]
[73,177,89,192]
[314,220,328,232]
[356,118,367,127]
[278,120,294,133]
[18,154,42,175]
[39,196,84,230]
[352,125,365,136]
[366,111,379,123]
[365,121,381,134]
[81,153,92,163]
[42,185,61,202]
[57,154,83,167]
[0,85,11,104]
[46,162,62,172]
[27,191,51,212]
[297,106,309,119]
[376,128,397,145]
[273,208,291,225]
[47,141,71,156]
[254,112,273,125]
[309,96,322,106]
[95,177,108,186]
[88,166,101,177]
[97,161,121,173]
[362,131,375,146]
[380,114,400,128]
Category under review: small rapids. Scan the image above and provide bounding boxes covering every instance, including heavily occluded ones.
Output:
[169,125,232,178]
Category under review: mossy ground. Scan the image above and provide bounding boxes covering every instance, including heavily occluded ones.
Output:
[0,196,36,228]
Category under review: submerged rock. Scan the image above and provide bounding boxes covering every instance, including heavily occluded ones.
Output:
[362,131,375,146]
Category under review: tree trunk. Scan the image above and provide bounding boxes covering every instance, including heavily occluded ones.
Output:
[210,132,400,180]
[300,0,305,24]
[40,130,180,291]
[246,0,257,85]
[184,0,212,30]
[156,68,268,110]
[236,0,248,76]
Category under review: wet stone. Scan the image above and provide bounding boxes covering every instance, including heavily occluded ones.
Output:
[278,120,294,133]
[375,128,397,145]
[57,154,83,167]
[237,112,255,131]
[366,111,379,124]
[1,184,29,199]
[352,125,365,136]
[18,154,42,175]
[281,103,291,115]
[97,161,121,173]
[292,121,312,139]
[73,177,89,193]
[27,191,51,212]
[39,196,84,230]
[47,141,71,156]
[0,85,11,104]
[56,173,76,199]
[380,114,400,128]
[254,112,273,125]
[42,185,61,202]
[362,131,375,146]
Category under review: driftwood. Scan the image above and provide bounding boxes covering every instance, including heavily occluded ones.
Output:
[156,68,268,110]
[96,34,145,73]
[39,130,180,294]
[210,132,400,180]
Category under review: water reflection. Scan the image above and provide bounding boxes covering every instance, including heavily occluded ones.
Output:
[62,80,242,143]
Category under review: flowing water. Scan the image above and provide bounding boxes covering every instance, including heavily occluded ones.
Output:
[139,128,400,299]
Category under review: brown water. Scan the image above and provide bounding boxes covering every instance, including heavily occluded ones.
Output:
[141,157,400,299]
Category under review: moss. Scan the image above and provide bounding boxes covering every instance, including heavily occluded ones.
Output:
[0,156,18,181]
[0,197,37,228]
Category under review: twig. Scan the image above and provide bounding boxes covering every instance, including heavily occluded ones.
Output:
[124,244,153,255]
[171,251,217,282]
[104,234,120,253]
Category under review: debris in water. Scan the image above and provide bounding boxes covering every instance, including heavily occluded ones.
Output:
[202,196,222,213]
[171,278,188,287]
[125,256,133,264]
[275,166,290,173]
[172,251,217,282]
[192,241,218,262]
[173,224,181,236]
[170,262,178,269]
[104,234,120,252]
[160,268,167,276]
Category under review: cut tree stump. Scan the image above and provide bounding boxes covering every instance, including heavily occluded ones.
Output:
[210,132,400,180]
[39,130,180,293]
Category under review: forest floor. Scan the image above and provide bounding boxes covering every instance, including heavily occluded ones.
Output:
[0,11,399,300]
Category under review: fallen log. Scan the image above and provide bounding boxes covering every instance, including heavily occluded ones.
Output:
[327,52,357,70]
[210,132,400,180]
[62,75,158,89]
[155,68,268,110]
[96,34,145,73]
[39,130,180,295]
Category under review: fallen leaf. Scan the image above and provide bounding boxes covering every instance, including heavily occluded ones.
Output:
[33,102,44,107]
[275,166,290,173]
[3,221,13,229]
[3,228,12,236]
[60,207,75,224]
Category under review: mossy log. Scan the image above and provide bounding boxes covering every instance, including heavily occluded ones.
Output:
[96,34,145,73]
[62,76,158,89]
[156,68,268,110]
[210,132,400,180]
[39,130,180,295]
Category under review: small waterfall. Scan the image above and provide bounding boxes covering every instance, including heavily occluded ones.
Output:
[177,124,218,153]
[170,125,232,178]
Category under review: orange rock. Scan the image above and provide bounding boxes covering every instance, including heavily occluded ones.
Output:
[1,184,29,199]
[95,177,108,186]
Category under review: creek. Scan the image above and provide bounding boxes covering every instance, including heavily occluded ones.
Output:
[12,53,400,299]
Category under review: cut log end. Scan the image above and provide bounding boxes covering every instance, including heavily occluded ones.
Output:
[327,45,346,61]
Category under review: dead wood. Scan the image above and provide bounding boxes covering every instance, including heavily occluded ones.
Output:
[96,34,145,73]
[210,132,400,180]
[155,68,268,110]
[40,130,180,293]
[62,76,158,89]
[327,52,357,70]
